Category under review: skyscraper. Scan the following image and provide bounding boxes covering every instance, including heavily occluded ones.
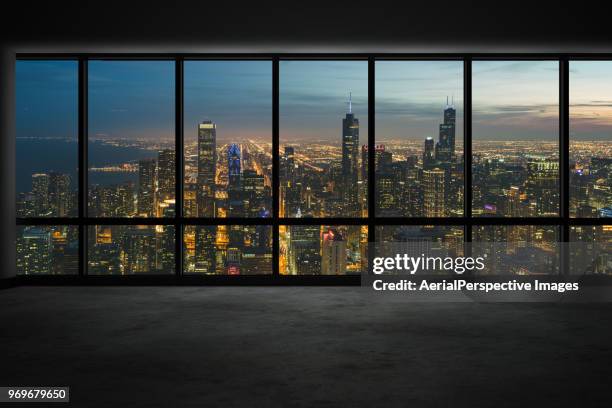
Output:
[341,93,360,216]
[321,228,346,275]
[227,144,244,217]
[423,137,435,170]
[194,226,217,273]
[138,158,156,217]
[288,224,321,275]
[423,168,446,217]
[157,149,175,201]
[32,173,50,216]
[197,121,217,217]
[49,172,71,217]
[16,227,51,275]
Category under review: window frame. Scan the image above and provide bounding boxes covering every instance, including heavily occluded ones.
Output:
[14,53,612,284]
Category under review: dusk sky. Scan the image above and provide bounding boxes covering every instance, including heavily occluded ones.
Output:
[376,60,463,143]
[472,60,559,141]
[88,60,175,141]
[280,60,368,144]
[16,60,77,140]
[570,61,612,140]
[15,59,612,143]
[184,61,271,143]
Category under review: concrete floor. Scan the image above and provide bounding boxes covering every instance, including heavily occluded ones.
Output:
[1,287,611,407]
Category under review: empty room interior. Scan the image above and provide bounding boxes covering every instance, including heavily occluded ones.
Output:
[1,3,612,407]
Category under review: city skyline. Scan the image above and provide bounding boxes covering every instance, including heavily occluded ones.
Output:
[15,59,611,276]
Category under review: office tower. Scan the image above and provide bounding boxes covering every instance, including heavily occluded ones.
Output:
[284,146,295,180]
[423,168,446,217]
[341,93,360,216]
[157,149,175,201]
[242,169,265,217]
[138,158,156,217]
[361,145,368,183]
[49,172,71,216]
[197,121,217,217]
[283,146,300,217]
[226,225,244,275]
[506,186,522,217]
[194,226,217,273]
[228,144,241,184]
[321,228,346,275]
[156,226,175,273]
[50,229,67,275]
[525,157,559,216]
[423,137,435,170]
[227,144,244,217]
[438,97,456,159]
[183,186,197,217]
[124,227,157,273]
[32,173,50,216]
[16,227,51,275]
[88,226,120,275]
[288,224,321,275]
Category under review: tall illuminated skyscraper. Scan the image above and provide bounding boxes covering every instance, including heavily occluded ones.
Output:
[138,158,156,217]
[197,121,217,217]
[341,93,360,216]
[32,173,50,216]
[16,227,51,275]
[321,228,346,275]
[195,226,216,273]
[423,137,435,170]
[157,149,175,201]
[423,168,446,217]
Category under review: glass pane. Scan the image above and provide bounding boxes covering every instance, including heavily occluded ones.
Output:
[16,226,78,275]
[184,225,272,274]
[375,61,464,217]
[473,225,560,275]
[570,61,612,218]
[279,225,368,275]
[472,61,559,217]
[16,60,78,217]
[280,61,368,218]
[184,61,272,218]
[87,225,175,274]
[88,61,175,217]
[570,225,612,275]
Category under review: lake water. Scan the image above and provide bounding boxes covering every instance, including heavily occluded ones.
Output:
[16,139,158,193]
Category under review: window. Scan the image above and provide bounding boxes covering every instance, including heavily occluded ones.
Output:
[570,61,612,218]
[183,61,272,218]
[472,61,559,217]
[14,55,606,279]
[88,61,175,218]
[88,225,175,275]
[184,225,272,274]
[279,225,367,275]
[472,226,560,275]
[375,61,464,217]
[280,60,368,218]
[16,60,78,217]
[16,226,78,275]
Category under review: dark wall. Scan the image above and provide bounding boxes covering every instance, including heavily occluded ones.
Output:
[2,2,612,52]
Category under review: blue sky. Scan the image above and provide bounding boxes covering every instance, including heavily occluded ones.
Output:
[16,59,612,143]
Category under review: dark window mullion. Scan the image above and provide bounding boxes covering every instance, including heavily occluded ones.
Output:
[560,57,570,275]
[368,57,375,248]
[175,57,184,277]
[464,57,473,242]
[79,58,88,277]
[272,57,280,277]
